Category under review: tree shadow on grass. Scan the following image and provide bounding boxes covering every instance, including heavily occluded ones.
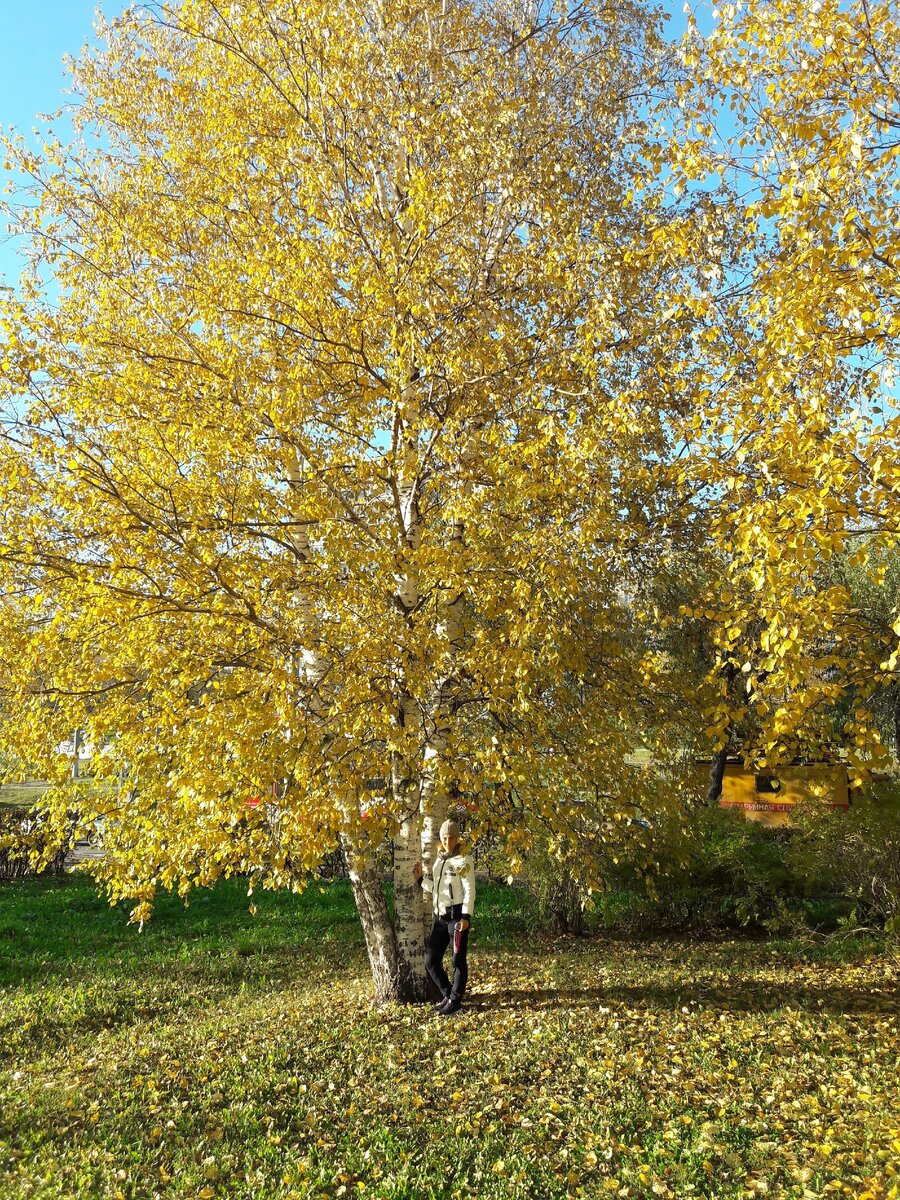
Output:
[468,981,899,1016]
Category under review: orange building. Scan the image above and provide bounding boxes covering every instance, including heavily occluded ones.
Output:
[698,760,850,828]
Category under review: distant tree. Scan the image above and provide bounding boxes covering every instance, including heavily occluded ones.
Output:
[661,0,900,779]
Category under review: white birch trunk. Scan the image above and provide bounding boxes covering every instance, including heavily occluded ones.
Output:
[384,132,433,998]
[392,798,429,1000]
[389,346,431,1000]
[285,444,407,1000]
[418,509,467,936]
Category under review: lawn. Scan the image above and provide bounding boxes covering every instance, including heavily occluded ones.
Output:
[0,876,898,1200]
[0,783,49,809]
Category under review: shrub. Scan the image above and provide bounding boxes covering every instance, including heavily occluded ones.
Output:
[789,784,900,929]
[671,807,797,931]
[571,806,798,934]
[0,806,69,880]
[518,841,588,934]
[518,798,900,937]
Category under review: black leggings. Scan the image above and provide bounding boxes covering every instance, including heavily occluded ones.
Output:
[424,910,470,1002]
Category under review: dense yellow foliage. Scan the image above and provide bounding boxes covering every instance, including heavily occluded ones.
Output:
[2,0,900,972]
[0,0,684,937]
[664,0,900,776]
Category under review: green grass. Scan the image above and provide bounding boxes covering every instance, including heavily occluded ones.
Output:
[1,876,898,1200]
[0,778,108,808]
[0,783,48,808]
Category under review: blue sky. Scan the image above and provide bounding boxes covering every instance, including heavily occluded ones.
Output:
[0,1,120,287]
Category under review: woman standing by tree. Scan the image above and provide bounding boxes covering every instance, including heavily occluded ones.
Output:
[416,821,476,1016]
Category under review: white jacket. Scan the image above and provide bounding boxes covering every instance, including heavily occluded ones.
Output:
[422,851,476,918]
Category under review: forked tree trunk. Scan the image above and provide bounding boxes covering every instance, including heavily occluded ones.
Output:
[284,448,414,1003]
[333,139,475,1005]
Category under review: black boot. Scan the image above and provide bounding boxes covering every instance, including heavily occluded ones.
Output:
[440,996,462,1016]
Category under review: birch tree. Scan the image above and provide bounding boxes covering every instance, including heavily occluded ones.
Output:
[656,0,900,780]
[0,0,688,1001]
